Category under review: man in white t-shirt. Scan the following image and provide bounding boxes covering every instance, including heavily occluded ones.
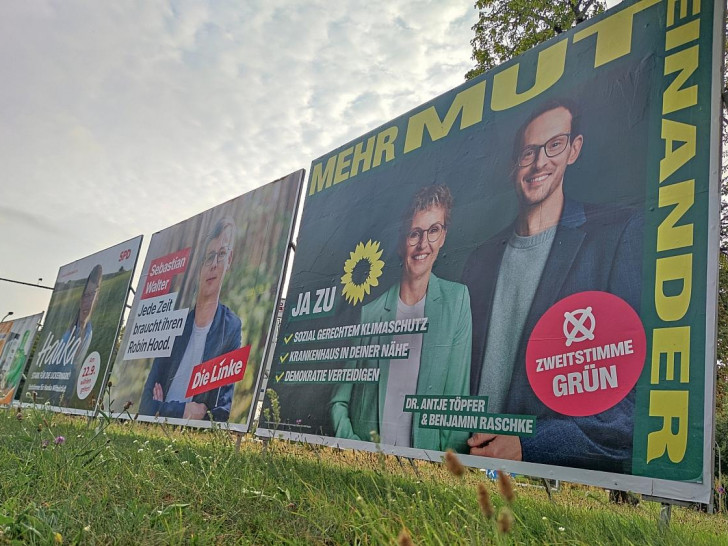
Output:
[139,217,242,421]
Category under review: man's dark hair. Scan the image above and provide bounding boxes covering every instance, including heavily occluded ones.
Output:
[512,98,581,163]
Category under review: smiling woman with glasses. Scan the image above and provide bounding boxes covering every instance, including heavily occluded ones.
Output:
[331,184,473,453]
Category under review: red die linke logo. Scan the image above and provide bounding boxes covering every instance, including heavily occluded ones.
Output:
[525,291,646,417]
[186,345,251,398]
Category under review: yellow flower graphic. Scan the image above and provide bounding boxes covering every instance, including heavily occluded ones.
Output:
[341,240,385,306]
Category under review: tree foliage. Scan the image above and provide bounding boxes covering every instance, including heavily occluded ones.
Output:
[465,0,607,80]
[717,254,728,406]
[721,20,728,254]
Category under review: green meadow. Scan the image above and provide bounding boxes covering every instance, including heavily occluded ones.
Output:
[0,401,726,545]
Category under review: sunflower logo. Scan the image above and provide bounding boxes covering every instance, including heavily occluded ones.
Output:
[341,240,385,306]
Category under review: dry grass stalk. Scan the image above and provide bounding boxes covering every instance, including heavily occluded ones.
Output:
[444,449,465,477]
[397,528,414,546]
[477,483,495,519]
[497,506,514,534]
[497,470,515,504]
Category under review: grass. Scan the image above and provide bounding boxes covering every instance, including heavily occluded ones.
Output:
[0,403,727,545]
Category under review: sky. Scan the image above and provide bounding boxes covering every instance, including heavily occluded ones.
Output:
[0,0,622,322]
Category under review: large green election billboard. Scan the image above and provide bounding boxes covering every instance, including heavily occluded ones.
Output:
[259,0,723,504]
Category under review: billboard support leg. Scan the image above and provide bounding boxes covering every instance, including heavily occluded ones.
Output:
[235,433,242,453]
[542,478,553,501]
[408,457,421,479]
[659,503,671,529]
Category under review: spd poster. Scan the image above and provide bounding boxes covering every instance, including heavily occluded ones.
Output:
[22,236,143,412]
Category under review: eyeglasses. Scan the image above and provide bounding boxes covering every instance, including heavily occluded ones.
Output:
[517,133,571,167]
[203,248,229,267]
[406,222,446,246]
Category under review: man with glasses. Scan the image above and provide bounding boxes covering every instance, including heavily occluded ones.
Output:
[140,217,242,421]
[462,100,642,472]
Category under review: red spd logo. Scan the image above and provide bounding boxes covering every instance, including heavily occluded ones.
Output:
[525,291,646,417]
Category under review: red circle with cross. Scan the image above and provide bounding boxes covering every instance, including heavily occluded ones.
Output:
[525,291,646,416]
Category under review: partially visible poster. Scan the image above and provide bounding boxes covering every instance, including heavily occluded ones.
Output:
[0,312,43,405]
[109,171,302,432]
[21,236,143,412]
[258,0,723,505]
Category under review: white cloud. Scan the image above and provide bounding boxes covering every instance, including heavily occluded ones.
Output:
[0,0,476,317]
